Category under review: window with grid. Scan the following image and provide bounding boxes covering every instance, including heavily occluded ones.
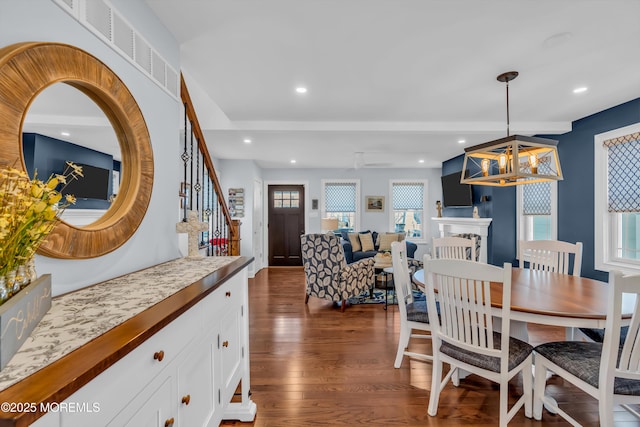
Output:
[517,178,557,243]
[390,181,426,240]
[322,180,359,232]
[595,124,640,273]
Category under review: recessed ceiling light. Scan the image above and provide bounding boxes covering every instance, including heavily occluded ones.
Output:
[295,87,307,94]
[458,139,466,144]
[573,87,588,94]
[290,159,297,164]
[243,138,252,144]
[418,159,425,163]
[61,131,70,137]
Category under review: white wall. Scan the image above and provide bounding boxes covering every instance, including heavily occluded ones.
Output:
[1,0,182,295]
[218,159,263,276]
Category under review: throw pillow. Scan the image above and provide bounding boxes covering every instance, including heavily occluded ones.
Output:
[347,233,362,252]
[359,232,375,252]
[378,233,400,251]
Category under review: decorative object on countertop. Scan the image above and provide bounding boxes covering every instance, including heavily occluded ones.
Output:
[0,274,51,370]
[0,162,80,370]
[176,210,209,258]
[0,162,81,300]
[436,200,442,218]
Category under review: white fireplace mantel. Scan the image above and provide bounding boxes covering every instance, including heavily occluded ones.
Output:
[431,217,492,263]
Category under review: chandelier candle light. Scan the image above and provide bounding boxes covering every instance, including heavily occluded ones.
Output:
[461,71,563,186]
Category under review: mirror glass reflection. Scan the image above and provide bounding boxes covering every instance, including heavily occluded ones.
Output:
[22,83,121,227]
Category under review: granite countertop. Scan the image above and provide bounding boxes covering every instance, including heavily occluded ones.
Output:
[0,256,241,391]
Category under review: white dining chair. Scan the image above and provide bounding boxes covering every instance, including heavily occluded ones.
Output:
[432,236,477,262]
[517,239,583,276]
[391,240,432,368]
[423,258,533,427]
[533,270,640,426]
[518,239,584,340]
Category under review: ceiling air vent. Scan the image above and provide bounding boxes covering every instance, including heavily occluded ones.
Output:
[152,51,166,86]
[113,13,134,60]
[134,33,152,74]
[166,67,178,97]
[85,0,112,41]
[52,0,179,101]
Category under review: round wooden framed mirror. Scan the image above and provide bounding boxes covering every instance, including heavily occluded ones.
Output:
[0,42,154,259]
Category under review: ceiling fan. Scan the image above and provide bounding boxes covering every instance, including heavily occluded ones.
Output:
[353,152,393,169]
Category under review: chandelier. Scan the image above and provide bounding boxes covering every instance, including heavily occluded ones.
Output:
[460,71,563,186]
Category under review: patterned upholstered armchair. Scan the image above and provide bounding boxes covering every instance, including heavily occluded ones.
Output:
[301,234,375,312]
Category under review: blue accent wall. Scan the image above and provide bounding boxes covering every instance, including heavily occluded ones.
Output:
[441,97,640,279]
[555,98,640,281]
[22,133,115,210]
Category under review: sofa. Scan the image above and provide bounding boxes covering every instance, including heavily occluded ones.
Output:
[340,230,417,264]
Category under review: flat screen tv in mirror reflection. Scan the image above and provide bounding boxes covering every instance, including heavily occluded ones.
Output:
[62,163,110,200]
[441,170,473,207]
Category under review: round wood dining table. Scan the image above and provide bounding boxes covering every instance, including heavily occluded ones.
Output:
[412,267,635,330]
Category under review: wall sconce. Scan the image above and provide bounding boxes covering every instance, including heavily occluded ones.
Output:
[460,71,563,186]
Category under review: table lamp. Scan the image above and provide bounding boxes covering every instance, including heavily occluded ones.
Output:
[321,218,339,234]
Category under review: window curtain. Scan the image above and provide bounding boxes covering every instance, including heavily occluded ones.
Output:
[392,183,423,210]
[325,183,356,212]
[604,132,640,213]
[523,181,551,215]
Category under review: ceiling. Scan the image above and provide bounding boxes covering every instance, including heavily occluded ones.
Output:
[27,1,640,170]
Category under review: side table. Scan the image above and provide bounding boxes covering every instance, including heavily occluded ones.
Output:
[373,263,394,310]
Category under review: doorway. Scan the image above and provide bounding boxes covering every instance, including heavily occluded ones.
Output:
[268,184,305,266]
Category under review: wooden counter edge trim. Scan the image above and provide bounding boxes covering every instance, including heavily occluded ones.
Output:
[0,256,254,427]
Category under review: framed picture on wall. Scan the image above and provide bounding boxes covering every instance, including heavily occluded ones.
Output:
[365,195,385,212]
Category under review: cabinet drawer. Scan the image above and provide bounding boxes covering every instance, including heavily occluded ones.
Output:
[61,305,199,426]
[203,276,242,326]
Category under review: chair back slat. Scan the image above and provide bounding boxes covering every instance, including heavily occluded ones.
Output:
[432,236,477,262]
[518,240,583,276]
[425,259,512,360]
[601,271,640,386]
[391,241,413,311]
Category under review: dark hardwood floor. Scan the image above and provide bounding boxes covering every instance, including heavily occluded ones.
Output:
[223,267,640,426]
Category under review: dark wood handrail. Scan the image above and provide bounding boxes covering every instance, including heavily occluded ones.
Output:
[180,74,240,255]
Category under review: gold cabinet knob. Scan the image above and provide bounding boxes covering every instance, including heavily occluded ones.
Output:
[153,350,165,362]
[164,418,174,427]
[181,394,191,405]
[222,340,229,348]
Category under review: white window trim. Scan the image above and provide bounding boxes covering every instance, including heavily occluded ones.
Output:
[515,181,558,261]
[320,179,361,231]
[594,122,640,275]
[388,179,428,244]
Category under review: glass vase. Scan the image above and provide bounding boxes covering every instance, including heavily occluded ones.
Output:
[5,269,17,296]
[26,257,38,283]
[0,276,8,304]
[16,264,29,289]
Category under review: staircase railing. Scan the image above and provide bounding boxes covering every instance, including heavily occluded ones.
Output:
[180,74,240,256]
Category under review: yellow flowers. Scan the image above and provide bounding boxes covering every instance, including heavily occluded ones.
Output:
[0,162,82,277]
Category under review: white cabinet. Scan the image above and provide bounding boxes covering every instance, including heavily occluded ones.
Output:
[60,265,255,427]
[118,377,175,427]
[177,339,214,426]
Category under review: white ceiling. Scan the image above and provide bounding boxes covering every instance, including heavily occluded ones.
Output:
[28,1,640,170]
